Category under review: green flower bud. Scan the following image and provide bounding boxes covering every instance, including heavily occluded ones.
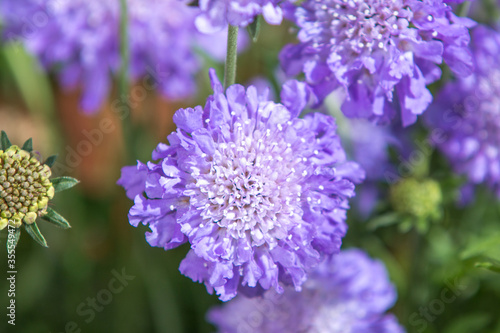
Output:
[390,178,442,220]
[1,132,78,248]
[0,145,55,228]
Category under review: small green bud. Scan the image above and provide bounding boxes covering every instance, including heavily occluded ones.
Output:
[390,178,442,221]
[0,145,55,228]
[0,133,77,248]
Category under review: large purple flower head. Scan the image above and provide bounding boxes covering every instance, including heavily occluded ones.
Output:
[208,249,404,332]
[0,0,215,113]
[194,0,283,33]
[280,0,475,127]
[426,25,500,198]
[118,70,364,301]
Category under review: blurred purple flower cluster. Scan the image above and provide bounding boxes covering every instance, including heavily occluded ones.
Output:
[0,0,231,113]
[426,25,500,198]
[208,249,405,333]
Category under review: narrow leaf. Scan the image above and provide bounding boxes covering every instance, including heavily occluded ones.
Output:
[41,207,71,229]
[24,223,48,247]
[247,16,261,42]
[367,213,399,231]
[44,154,58,167]
[1,131,12,150]
[22,138,33,152]
[6,228,21,252]
[51,176,79,193]
[474,258,500,274]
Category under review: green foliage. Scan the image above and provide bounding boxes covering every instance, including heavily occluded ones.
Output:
[24,222,48,248]
[40,207,71,229]
[51,176,80,193]
[1,130,11,150]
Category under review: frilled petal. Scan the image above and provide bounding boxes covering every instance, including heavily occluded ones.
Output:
[118,69,363,301]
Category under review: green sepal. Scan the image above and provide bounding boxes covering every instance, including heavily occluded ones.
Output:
[1,131,12,150]
[41,207,71,229]
[24,222,48,247]
[247,16,261,42]
[51,176,80,193]
[44,154,58,167]
[6,228,21,251]
[22,138,33,152]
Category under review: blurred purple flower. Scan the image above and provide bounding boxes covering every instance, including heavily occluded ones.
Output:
[208,248,404,332]
[426,25,500,199]
[118,70,364,301]
[194,0,283,33]
[280,0,475,127]
[0,0,235,113]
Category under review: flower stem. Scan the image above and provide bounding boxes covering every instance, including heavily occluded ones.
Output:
[224,25,239,88]
[119,0,134,162]
[459,1,471,17]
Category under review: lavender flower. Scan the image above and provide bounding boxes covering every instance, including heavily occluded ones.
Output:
[280,0,475,126]
[426,25,500,198]
[195,0,283,33]
[118,70,364,301]
[0,0,224,113]
[208,249,405,332]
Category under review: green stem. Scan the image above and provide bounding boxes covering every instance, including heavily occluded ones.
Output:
[119,0,134,163]
[459,1,471,17]
[224,25,239,88]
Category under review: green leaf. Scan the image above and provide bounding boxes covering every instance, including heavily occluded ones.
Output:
[1,131,12,150]
[460,231,500,260]
[247,16,261,42]
[51,176,79,193]
[44,154,58,167]
[367,213,400,231]
[474,257,500,273]
[41,207,71,229]
[22,138,33,152]
[24,223,48,247]
[187,0,199,6]
[6,228,21,251]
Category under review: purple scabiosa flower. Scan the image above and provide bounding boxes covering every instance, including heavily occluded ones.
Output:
[426,25,500,198]
[0,0,223,113]
[280,0,476,127]
[117,70,364,301]
[194,0,283,33]
[208,249,405,332]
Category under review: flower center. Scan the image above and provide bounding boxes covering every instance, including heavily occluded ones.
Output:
[191,121,307,248]
[313,0,410,55]
[0,146,54,227]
